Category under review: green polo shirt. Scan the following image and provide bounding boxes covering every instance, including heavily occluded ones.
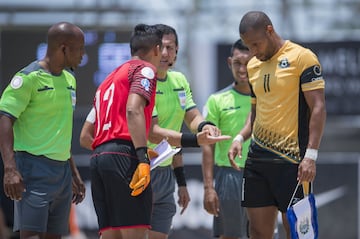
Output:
[203,85,251,167]
[149,70,196,166]
[0,61,76,161]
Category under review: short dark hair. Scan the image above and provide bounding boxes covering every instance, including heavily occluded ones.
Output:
[230,39,249,56]
[130,24,163,55]
[155,24,179,47]
[239,11,273,35]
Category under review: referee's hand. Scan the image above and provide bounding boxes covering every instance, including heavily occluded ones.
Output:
[72,173,86,204]
[4,167,25,201]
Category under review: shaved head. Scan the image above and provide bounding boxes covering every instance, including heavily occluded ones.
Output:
[42,22,85,72]
[47,22,84,50]
[239,11,273,35]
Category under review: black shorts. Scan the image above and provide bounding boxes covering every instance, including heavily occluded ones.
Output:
[90,140,152,233]
[242,159,306,213]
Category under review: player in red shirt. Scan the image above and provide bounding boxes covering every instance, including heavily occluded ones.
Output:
[90,24,163,239]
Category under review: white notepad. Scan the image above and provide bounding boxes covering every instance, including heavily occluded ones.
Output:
[150,139,181,170]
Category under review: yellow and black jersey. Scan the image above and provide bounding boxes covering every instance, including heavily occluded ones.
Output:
[247,40,325,163]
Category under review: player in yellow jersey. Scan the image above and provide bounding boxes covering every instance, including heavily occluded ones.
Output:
[228,11,326,239]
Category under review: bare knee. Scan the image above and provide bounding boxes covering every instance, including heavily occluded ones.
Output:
[247,206,278,239]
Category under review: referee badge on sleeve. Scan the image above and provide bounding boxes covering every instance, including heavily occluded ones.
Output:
[10,76,23,89]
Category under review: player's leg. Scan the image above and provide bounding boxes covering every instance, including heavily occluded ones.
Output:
[271,163,303,239]
[101,228,148,239]
[246,206,278,239]
[242,160,280,239]
[101,230,122,239]
[148,230,166,239]
[281,212,291,239]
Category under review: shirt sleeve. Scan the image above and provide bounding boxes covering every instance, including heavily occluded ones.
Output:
[0,73,32,118]
[129,63,157,104]
[299,49,325,91]
[86,107,96,124]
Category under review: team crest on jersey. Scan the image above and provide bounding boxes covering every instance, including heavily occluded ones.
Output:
[141,67,155,79]
[278,58,290,68]
[10,76,23,89]
[141,78,150,91]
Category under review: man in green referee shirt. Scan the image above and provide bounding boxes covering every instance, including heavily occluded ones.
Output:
[0,22,86,239]
[202,39,252,239]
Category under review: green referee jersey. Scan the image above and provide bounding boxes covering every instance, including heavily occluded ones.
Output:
[0,61,76,161]
[203,85,251,168]
[149,70,196,166]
